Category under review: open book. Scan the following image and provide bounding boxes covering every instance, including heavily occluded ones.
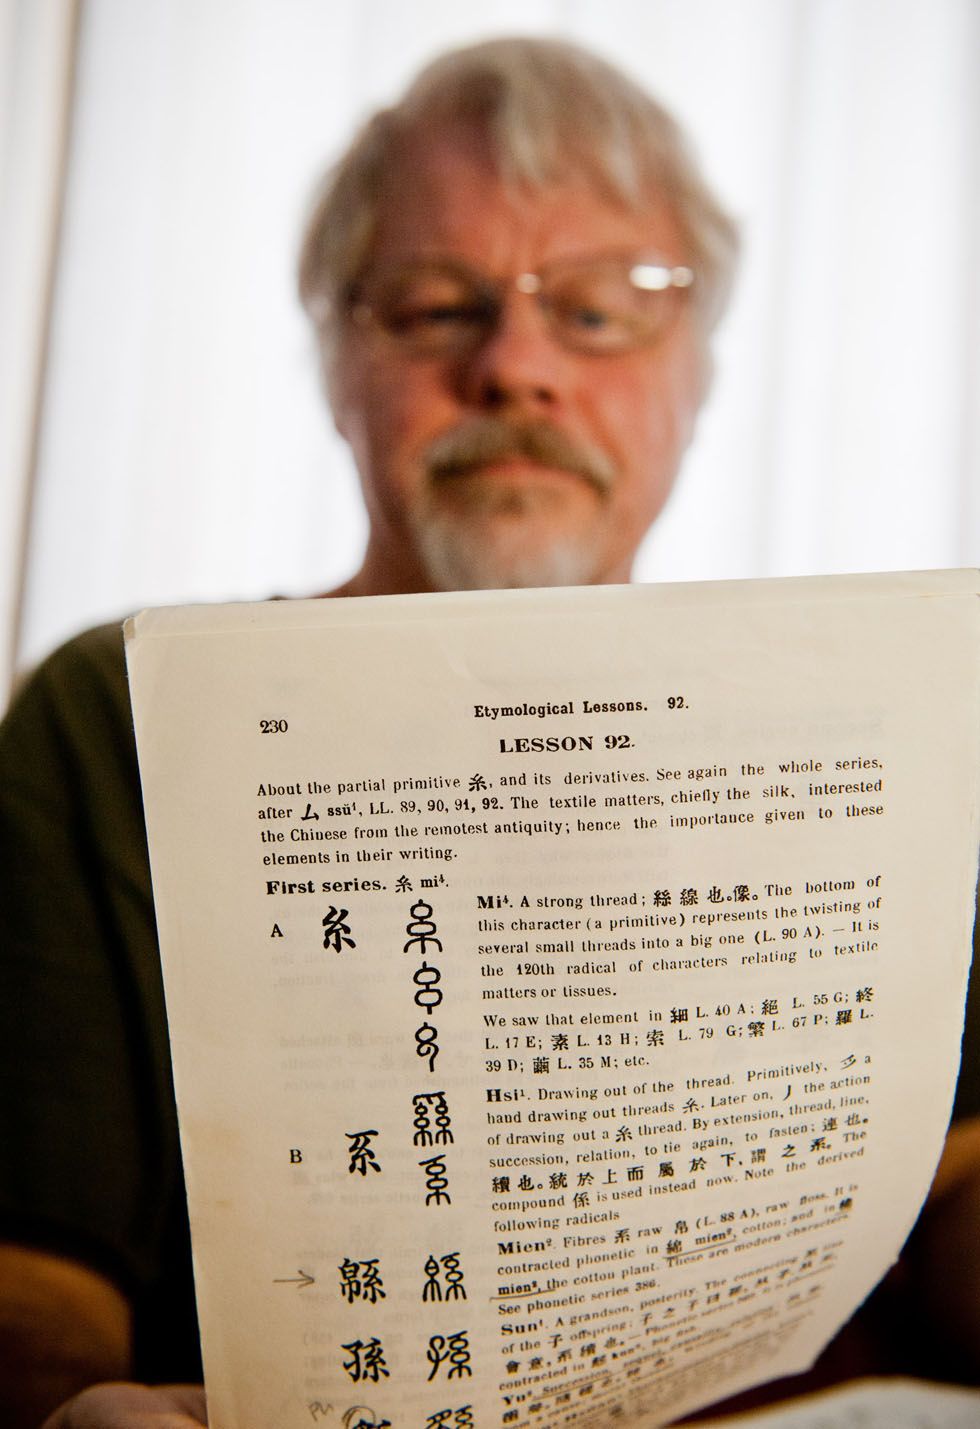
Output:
[125,572,979,1429]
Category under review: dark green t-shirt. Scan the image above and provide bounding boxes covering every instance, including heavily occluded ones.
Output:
[0,623,200,1380]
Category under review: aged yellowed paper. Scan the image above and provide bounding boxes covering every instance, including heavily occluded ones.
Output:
[126,572,979,1429]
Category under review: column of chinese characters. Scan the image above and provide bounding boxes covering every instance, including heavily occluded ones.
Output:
[414,1090,455,1207]
[338,1254,389,1388]
[404,901,444,1072]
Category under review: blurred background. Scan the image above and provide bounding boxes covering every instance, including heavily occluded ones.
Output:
[2,0,978,703]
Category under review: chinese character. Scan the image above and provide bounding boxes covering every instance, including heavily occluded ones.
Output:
[427,1331,472,1381]
[413,1091,454,1146]
[339,1258,385,1304]
[423,1251,466,1302]
[415,1021,440,1073]
[347,1130,381,1176]
[342,1338,389,1383]
[342,1411,391,1429]
[404,901,443,956]
[322,907,356,953]
[419,1154,451,1206]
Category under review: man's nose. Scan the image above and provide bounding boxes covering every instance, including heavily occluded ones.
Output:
[455,295,572,411]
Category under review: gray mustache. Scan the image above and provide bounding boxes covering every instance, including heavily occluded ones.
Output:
[425,419,616,493]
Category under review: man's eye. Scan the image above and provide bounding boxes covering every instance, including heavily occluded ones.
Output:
[551,298,623,335]
[386,301,487,335]
[566,305,614,330]
[402,303,478,326]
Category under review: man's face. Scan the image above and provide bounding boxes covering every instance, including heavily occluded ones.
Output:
[332,126,709,593]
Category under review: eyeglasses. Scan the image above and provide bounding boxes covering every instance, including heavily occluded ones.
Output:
[348,252,695,357]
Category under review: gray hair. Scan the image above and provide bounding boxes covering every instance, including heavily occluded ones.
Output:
[298,36,738,346]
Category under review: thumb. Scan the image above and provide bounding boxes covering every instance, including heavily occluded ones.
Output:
[41,1382,207,1428]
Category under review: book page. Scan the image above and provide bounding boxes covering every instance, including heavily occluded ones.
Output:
[125,572,979,1429]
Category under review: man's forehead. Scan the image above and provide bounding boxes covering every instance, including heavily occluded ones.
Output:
[368,123,688,272]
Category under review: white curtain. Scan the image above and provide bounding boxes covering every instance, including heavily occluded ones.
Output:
[0,0,78,690]
[4,0,978,698]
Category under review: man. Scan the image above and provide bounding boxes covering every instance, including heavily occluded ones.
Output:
[0,35,976,1429]
[296,39,733,600]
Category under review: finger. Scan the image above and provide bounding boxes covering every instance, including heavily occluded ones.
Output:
[41,1381,207,1429]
